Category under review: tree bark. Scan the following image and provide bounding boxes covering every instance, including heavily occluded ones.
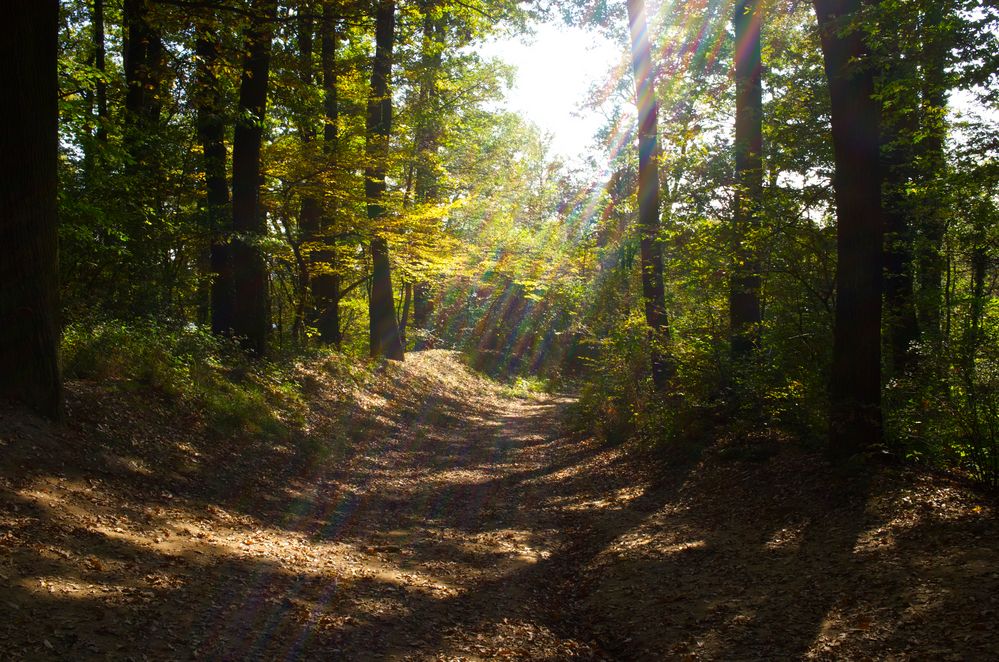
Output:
[123,0,165,143]
[297,6,323,343]
[316,273,342,347]
[313,0,343,346]
[813,0,885,455]
[413,282,433,348]
[731,0,764,358]
[0,1,61,418]
[229,0,277,355]
[399,281,412,349]
[195,21,234,336]
[94,0,108,143]
[83,0,108,187]
[122,0,167,313]
[366,0,405,361]
[626,0,673,390]
[413,9,444,203]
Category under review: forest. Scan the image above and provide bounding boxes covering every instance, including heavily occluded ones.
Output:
[1,0,998,659]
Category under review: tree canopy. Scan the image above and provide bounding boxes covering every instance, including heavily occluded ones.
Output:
[0,0,996,487]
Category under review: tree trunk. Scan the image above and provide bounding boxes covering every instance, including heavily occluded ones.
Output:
[94,0,108,143]
[123,0,164,129]
[407,8,444,348]
[122,0,166,313]
[316,273,342,348]
[229,0,277,355]
[398,281,412,349]
[195,21,234,337]
[413,282,433,349]
[83,0,108,189]
[413,9,444,203]
[366,0,404,361]
[967,223,986,353]
[731,0,764,358]
[123,0,165,174]
[626,0,673,390]
[313,0,342,346]
[297,7,324,343]
[0,1,61,418]
[813,0,885,455]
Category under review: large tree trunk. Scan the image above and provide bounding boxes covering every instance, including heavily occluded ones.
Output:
[730,0,764,358]
[313,0,343,346]
[814,0,885,455]
[626,0,673,390]
[123,0,165,129]
[0,1,61,418]
[122,0,166,313]
[228,0,277,355]
[195,21,233,336]
[365,0,405,361]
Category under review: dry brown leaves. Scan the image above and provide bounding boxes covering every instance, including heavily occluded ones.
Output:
[1,351,997,660]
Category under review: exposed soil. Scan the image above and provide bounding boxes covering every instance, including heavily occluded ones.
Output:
[1,350,997,660]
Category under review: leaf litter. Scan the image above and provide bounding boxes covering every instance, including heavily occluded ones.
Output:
[0,350,997,660]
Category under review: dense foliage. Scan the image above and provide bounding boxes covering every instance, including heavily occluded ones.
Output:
[3,0,997,487]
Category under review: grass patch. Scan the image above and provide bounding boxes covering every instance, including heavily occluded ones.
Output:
[500,376,551,399]
[62,319,310,440]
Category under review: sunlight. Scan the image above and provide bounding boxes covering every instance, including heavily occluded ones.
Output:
[479,22,621,169]
[764,521,808,551]
[23,575,151,600]
[5,0,997,658]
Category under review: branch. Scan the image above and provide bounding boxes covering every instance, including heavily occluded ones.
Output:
[149,0,370,26]
[449,0,499,20]
[149,0,253,19]
[339,274,372,299]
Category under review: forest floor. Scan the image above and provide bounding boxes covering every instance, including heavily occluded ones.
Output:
[1,350,998,661]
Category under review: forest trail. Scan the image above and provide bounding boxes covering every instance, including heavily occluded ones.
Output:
[0,351,625,660]
[2,350,998,660]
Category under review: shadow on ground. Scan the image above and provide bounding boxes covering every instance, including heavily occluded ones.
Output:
[1,350,996,660]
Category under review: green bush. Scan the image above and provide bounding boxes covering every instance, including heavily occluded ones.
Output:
[886,340,999,490]
[62,319,308,439]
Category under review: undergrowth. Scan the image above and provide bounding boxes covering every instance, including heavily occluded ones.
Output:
[569,319,828,462]
[61,320,330,441]
[500,376,552,399]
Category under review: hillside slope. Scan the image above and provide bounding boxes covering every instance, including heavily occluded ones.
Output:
[1,350,996,660]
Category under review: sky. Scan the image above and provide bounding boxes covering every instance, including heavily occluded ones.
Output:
[480,22,997,175]
[478,22,623,170]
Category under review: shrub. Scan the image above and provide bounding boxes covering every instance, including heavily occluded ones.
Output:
[62,319,308,439]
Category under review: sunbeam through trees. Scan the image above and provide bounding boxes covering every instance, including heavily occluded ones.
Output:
[1,0,998,658]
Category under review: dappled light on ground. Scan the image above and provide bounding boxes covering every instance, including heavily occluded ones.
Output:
[2,351,997,660]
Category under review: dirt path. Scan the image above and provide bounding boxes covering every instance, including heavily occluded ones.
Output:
[2,350,998,660]
[0,352,626,660]
[263,368,610,660]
